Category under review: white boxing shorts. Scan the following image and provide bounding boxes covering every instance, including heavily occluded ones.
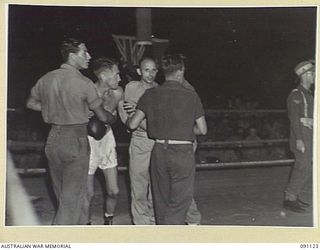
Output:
[88,127,118,175]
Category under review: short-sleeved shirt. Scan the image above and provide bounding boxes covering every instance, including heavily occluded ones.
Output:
[137,80,205,141]
[287,84,314,141]
[30,64,102,125]
[124,80,158,136]
[124,80,158,104]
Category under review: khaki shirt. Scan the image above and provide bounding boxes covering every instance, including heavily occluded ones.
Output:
[30,64,102,125]
[124,80,158,137]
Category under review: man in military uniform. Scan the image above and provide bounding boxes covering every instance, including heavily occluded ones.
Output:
[283,60,315,213]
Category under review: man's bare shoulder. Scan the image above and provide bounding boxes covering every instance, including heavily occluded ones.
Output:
[112,86,124,99]
[125,81,141,89]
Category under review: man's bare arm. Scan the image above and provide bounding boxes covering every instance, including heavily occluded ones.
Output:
[26,96,41,111]
[126,109,146,130]
[193,116,207,135]
[93,104,117,125]
[118,100,128,124]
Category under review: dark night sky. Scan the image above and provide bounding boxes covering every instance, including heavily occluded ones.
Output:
[7,5,317,109]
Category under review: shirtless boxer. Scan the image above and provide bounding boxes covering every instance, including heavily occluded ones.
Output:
[85,57,123,225]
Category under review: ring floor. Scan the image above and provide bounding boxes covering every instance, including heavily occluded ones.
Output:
[11,165,314,227]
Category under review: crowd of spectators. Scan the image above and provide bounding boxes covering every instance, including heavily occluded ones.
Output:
[198,96,290,163]
[8,95,291,167]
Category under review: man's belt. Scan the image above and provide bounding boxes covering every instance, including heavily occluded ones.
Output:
[300,117,313,129]
[155,139,193,144]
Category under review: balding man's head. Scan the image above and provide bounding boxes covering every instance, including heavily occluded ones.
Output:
[137,57,158,84]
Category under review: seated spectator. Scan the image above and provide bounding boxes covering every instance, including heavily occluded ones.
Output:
[230,127,245,141]
[261,119,273,139]
[246,127,261,141]
[268,120,287,159]
[216,118,234,141]
[237,119,250,132]
[243,127,266,161]
[228,127,246,160]
[270,120,285,139]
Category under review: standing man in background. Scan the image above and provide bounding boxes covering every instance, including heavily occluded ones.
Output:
[120,57,202,225]
[119,57,159,225]
[85,57,123,225]
[283,60,315,213]
[26,37,115,225]
[127,54,207,224]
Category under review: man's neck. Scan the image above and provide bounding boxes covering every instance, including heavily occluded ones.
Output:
[96,80,110,92]
[65,61,80,70]
[166,77,182,83]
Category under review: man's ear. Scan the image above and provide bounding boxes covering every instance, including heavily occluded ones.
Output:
[177,69,184,80]
[99,72,106,81]
[69,53,76,63]
[136,68,142,76]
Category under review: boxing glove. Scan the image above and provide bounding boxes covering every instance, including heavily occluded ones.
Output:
[87,115,107,140]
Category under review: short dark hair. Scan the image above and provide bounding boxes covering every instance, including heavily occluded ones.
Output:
[92,57,118,77]
[60,37,84,62]
[161,54,186,77]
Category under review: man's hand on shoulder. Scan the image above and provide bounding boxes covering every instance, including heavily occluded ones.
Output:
[123,101,136,114]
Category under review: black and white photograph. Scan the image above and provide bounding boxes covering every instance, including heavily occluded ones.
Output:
[4,1,318,238]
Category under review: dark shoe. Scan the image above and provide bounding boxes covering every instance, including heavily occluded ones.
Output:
[86,222,92,225]
[104,216,113,225]
[283,199,306,213]
[186,222,200,226]
[297,199,310,208]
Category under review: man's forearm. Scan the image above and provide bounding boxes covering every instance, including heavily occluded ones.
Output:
[26,97,41,111]
[194,116,207,135]
[94,105,117,125]
[104,110,117,125]
[138,119,147,131]
[193,125,202,135]
[126,109,145,130]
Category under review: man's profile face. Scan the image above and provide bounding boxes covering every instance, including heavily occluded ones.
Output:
[73,43,91,70]
[139,59,158,84]
[307,71,315,85]
[104,65,121,90]
[302,70,315,85]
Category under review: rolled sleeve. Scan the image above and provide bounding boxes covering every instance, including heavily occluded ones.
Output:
[30,80,42,100]
[194,94,205,119]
